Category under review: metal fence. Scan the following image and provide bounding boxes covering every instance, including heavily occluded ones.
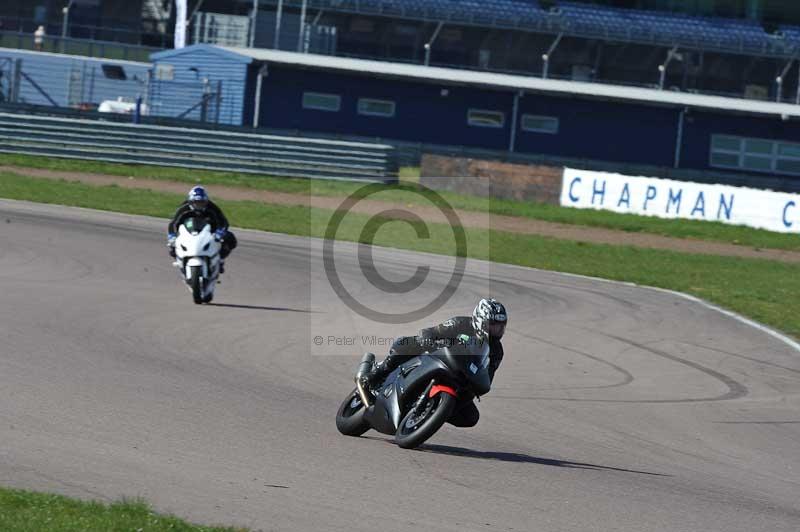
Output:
[0,50,150,111]
[146,79,240,125]
[0,31,159,63]
[0,111,398,182]
[0,16,172,49]
[0,51,240,126]
[261,0,800,59]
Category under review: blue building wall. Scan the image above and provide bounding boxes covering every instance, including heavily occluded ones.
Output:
[514,95,679,167]
[256,63,800,178]
[258,66,514,151]
[150,46,250,125]
[257,65,681,167]
[0,47,149,108]
[681,111,800,170]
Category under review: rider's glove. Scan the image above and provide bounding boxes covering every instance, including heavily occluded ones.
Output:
[418,336,436,350]
[214,228,227,242]
[167,233,176,247]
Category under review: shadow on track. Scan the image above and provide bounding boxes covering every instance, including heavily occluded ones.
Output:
[417,443,670,477]
[206,303,317,313]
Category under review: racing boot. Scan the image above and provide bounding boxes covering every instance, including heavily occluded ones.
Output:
[363,357,396,393]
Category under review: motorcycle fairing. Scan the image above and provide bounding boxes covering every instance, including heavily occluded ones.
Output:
[364,355,452,435]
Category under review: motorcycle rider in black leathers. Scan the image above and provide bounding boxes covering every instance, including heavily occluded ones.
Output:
[363,298,508,428]
[167,186,237,272]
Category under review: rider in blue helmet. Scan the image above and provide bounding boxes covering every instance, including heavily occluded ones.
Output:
[167,186,237,272]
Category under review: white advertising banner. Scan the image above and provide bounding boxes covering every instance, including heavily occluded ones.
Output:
[560,167,800,234]
[174,0,188,49]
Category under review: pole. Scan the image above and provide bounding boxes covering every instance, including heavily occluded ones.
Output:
[253,65,268,128]
[542,33,563,79]
[249,0,258,48]
[200,78,210,122]
[134,96,142,124]
[61,0,75,53]
[424,22,444,66]
[175,0,188,49]
[11,59,22,103]
[143,69,151,112]
[796,60,800,105]
[297,0,308,52]
[215,80,222,124]
[509,91,521,153]
[776,59,793,103]
[674,107,686,169]
[273,0,284,50]
[658,46,679,90]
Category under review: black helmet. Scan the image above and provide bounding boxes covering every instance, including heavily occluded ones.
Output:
[472,298,508,339]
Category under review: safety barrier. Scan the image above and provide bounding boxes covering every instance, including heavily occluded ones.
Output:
[0,112,398,182]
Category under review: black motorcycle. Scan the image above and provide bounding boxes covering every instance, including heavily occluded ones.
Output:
[335,336,492,449]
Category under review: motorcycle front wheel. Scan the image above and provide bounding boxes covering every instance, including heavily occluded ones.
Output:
[395,390,456,449]
[189,265,203,305]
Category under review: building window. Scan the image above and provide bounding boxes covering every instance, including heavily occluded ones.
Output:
[357,98,396,118]
[154,64,174,81]
[710,134,800,176]
[468,109,505,128]
[302,92,341,112]
[521,114,559,134]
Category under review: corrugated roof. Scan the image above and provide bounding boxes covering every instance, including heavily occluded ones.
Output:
[152,44,253,64]
[213,45,800,119]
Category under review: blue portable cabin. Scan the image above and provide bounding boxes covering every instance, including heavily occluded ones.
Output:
[149,45,251,125]
[148,44,800,180]
[0,47,150,108]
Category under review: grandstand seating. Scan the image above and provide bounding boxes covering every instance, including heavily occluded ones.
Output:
[556,2,783,54]
[290,0,800,56]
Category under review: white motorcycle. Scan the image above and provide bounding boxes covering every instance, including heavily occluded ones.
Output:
[172,217,222,304]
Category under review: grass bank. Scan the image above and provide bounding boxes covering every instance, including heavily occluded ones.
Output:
[1,172,798,338]
[2,154,799,252]
[0,487,244,531]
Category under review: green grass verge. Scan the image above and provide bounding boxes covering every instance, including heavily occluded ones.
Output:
[3,154,799,252]
[0,487,245,532]
[1,172,798,338]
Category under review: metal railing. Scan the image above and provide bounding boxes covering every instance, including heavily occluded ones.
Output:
[0,31,160,62]
[0,16,173,48]
[262,0,800,59]
[0,111,398,182]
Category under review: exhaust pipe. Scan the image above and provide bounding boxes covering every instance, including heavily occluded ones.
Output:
[354,353,375,406]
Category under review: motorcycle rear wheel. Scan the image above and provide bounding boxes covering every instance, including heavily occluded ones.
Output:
[395,390,456,449]
[336,389,370,436]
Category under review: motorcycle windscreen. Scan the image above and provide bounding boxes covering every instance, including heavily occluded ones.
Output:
[182,217,211,235]
[467,364,491,396]
[448,341,491,396]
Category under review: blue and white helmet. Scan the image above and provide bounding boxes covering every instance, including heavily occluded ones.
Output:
[187,186,209,212]
[472,298,508,339]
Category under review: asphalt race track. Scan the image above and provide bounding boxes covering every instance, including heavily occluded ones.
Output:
[1,199,799,532]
